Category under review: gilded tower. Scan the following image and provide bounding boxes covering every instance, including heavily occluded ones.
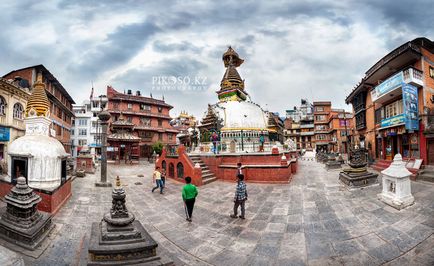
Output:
[26,73,50,117]
[217,46,248,102]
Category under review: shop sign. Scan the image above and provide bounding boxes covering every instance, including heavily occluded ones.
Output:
[381,113,405,128]
[371,71,403,102]
[402,83,419,130]
[0,127,10,141]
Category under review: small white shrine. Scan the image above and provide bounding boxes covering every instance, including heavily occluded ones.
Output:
[378,154,415,210]
[7,74,69,190]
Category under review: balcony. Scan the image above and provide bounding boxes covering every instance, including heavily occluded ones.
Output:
[300,124,314,129]
[403,67,423,87]
[371,68,423,104]
[300,131,314,136]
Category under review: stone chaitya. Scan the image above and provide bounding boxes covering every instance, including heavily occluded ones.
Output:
[339,147,378,189]
[88,176,172,265]
[0,177,54,250]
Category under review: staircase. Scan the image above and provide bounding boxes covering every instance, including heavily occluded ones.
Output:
[371,160,391,172]
[418,166,434,183]
[188,155,217,185]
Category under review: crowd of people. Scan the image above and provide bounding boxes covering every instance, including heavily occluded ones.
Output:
[151,163,248,222]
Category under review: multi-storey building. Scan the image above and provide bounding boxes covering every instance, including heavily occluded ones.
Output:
[346,37,434,166]
[106,86,178,159]
[71,103,92,157]
[71,94,108,157]
[313,102,353,153]
[285,99,314,151]
[3,65,75,153]
[313,101,332,152]
[0,77,31,161]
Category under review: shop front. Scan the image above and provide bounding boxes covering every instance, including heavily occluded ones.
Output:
[378,124,420,161]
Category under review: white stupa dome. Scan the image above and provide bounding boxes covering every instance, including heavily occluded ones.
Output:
[215,101,268,131]
[8,135,68,158]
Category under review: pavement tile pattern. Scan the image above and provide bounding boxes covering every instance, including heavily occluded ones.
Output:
[1,159,433,265]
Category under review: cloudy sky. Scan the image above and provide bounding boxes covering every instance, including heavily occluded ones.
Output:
[1,0,433,119]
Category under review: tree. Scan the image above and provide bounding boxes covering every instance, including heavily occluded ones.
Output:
[152,141,164,155]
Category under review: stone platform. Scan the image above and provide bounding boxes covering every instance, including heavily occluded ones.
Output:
[339,170,379,190]
[3,161,433,265]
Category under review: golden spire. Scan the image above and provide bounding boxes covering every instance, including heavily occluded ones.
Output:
[26,73,50,117]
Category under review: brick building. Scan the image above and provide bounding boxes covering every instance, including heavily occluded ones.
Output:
[313,102,353,153]
[3,65,75,153]
[346,37,434,166]
[106,86,178,159]
[0,78,31,161]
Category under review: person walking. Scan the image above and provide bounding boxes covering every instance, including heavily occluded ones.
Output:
[161,168,166,188]
[182,176,198,222]
[230,174,248,219]
[152,166,164,194]
[237,162,243,175]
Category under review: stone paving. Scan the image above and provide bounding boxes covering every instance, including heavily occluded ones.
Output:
[1,159,434,265]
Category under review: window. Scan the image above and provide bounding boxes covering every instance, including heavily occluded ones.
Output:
[0,96,6,115]
[113,102,119,109]
[127,116,132,123]
[315,115,326,121]
[315,107,324,112]
[79,129,87,136]
[158,119,162,126]
[158,106,163,113]
[140,104,151,111]
[168,134,173,140]
[375,108,383,124]
[127,103,133,109]
[92,121,98,128]
[385,99,403,118]
[158,133,163,140]
[13,103,24,119]
[140,117,151,126]
[78,119,87,126]
[315,125,327,130]
[430,66,434,78]
[78,139,87,146]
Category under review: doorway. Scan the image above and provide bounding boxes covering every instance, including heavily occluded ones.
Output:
[385,136,398,161]
[11,157,28,185]
[428,139,434,165]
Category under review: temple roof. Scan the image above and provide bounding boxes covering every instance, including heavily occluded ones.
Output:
[26,73,50,117]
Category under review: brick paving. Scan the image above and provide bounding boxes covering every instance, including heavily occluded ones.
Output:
[1,159,434,265]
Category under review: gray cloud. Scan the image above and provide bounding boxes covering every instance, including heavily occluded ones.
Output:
[0,0,433,119]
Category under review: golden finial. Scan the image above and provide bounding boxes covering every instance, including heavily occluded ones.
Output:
[26,73,50,117]
[116,176,121,187]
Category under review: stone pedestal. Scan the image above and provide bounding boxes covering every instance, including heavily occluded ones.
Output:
[339,148,378,189]
[88,177,172,265]
[378,154,414,210]
[0,177,54,250]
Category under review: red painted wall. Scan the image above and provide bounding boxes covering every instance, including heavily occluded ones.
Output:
[155,145,202,186]
[0,178,72,214]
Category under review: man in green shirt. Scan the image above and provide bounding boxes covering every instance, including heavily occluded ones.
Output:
[182,176,198,222]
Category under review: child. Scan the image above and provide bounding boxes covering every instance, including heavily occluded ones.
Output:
[230,174,248,219]
[152,166,164,194]
[182,176,198,222]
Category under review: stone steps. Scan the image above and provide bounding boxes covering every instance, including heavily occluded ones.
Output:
[187,155,217,185]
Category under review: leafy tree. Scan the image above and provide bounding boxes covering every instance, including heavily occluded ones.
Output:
[152,141,164,155]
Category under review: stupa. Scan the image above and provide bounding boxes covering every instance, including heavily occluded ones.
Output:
[0,176,54,250]
[339,147,378,189]
[199,47,270,153]
[4,73,71,212]
[88,176,172,265]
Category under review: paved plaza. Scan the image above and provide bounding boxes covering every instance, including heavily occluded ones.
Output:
[1,159,434,265]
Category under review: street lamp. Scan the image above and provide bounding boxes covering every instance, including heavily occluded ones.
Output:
[95,109,112,187]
